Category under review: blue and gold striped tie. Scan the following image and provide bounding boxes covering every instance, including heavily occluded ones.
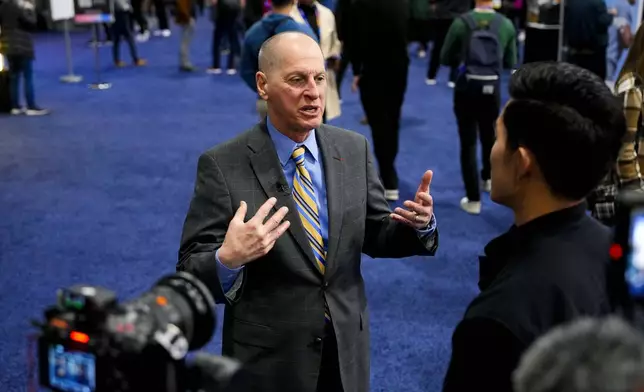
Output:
[291,146,330,322]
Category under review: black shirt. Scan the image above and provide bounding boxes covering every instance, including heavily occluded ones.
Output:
[443,203,612,392]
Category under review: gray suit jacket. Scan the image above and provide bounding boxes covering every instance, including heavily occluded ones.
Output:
[178,122,438,392]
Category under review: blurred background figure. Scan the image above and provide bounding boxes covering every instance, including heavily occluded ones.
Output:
[606,0,635,83]
[112,0,147,68]
[564,0,614,80]
[176,0,201,71]
[208,0,243,75]
[349,0,410,200]
[589,22,644,226]
[425,0,470,87]
[409,0,431,58]
[0,0,48,115]
[514,317,644,392]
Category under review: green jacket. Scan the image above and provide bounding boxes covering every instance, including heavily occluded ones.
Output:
[410,0,430,20]
[440,10,517,69]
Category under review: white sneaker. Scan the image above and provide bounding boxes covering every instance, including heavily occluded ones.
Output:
[25,107,50,116]
[460,197,481,215]
[226,69,237,75]
[161,29,171,37]
[207,68,223,74]
[384,189,399,201]
[425,79,437,85]
[418,50,427,58]
[136,31,150,42]
[10,108,23,115]
[447,81,456,88]
[482,180,491,193]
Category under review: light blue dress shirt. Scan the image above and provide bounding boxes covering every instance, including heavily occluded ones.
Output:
[215,119,436,293]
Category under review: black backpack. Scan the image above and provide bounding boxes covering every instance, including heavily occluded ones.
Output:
[460,12,503,94]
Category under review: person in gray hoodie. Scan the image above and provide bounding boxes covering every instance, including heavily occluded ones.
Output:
[112,0,146,67]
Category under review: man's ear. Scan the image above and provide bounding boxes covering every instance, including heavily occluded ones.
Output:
[256,71,268,100]
[515,146,533,180]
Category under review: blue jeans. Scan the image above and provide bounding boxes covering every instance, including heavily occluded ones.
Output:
[7,56,36,109]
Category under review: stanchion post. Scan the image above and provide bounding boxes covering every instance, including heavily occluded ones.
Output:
[89,23,110,90]
[556,0,565,62]
[60,19,82,83]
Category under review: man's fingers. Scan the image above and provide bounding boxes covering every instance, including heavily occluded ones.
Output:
[233,200,248,221]
[389,213,414,226]
[264,206,289,231]
[393,207,419,222]
[249,197,278,224]
[417,170,433,193]
[268,221,291,243]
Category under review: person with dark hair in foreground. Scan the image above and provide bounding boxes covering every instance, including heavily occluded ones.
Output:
[442,62,626,392]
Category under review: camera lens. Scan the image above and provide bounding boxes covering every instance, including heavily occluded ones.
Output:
[122,272,216,351]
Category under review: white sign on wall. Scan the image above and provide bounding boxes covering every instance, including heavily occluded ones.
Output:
[50,0,75,21]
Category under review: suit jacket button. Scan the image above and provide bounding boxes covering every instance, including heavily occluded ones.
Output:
[323,281,329,288]
[314,337,323,346]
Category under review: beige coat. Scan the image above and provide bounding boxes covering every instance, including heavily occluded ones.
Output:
[291,2,342,121]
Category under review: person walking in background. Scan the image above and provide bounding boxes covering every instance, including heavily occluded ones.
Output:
[240,0,317,119]
[349,0,410,201]
[426,0,471,87]
[564,0,614,80]
[0,0,48,115]
[589,24,644,226]
[208,0,243,75]
[176,0,200,71]
[112,0,147,68]
[409,0,431,58]
[242,0,264,30]
[150,0,171,37]
[440,0,517,214]
[291,0,342,122]
[606,0,635,83]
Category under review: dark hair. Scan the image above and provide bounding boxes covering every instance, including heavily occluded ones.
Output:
[618,23,644,82]
[271,0,293,7]
[502,62,626,200]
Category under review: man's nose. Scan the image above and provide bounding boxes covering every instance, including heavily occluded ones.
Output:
[303,78,320,99]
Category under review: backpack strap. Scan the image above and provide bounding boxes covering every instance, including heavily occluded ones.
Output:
[488,12,504,34]
[460,12,478,31]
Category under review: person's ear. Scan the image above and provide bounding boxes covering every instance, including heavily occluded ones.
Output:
[514,146,533,180]
[256,72,269,100]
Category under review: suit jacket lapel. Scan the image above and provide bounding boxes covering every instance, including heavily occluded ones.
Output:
[317,125,343,278]
[247,124,319,275]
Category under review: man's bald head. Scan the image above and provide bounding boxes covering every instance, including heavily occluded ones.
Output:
[258,32,322,75]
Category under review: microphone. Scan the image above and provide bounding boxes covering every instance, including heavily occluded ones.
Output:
[276,181,290,194]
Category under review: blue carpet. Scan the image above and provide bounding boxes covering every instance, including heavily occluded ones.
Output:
[0,19,513,391]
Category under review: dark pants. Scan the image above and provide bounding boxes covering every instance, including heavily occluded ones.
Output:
[428,18,457,81]
[409,18,430,47]
[336,43,351,100]
[454,88,500,202]
[523,27,559,63]
[316,325,343,392]
[359,64,408,190]
[213,15,241,69]
[7,56,36,109]
[152,0,170,30]
[567,47,607,80]
[131,0,148,33]
[112,11,139,63]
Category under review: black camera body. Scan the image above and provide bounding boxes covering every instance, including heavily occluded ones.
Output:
[609,191,644,321]
[34,272,244,392]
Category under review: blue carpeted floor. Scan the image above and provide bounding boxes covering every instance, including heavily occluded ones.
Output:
[0,19,514,391]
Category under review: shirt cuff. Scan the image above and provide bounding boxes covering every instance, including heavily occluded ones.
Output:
[215,248,244,285]
[416,214,437,239]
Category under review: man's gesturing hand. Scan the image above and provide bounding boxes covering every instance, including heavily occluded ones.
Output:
[218,197,290,269]
[390,170,435,229]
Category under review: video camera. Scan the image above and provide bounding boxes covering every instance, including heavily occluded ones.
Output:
[32,272,248,392]
[609,190,644,323]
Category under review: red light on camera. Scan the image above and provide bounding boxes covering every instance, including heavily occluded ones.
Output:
[69,331,90,344]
